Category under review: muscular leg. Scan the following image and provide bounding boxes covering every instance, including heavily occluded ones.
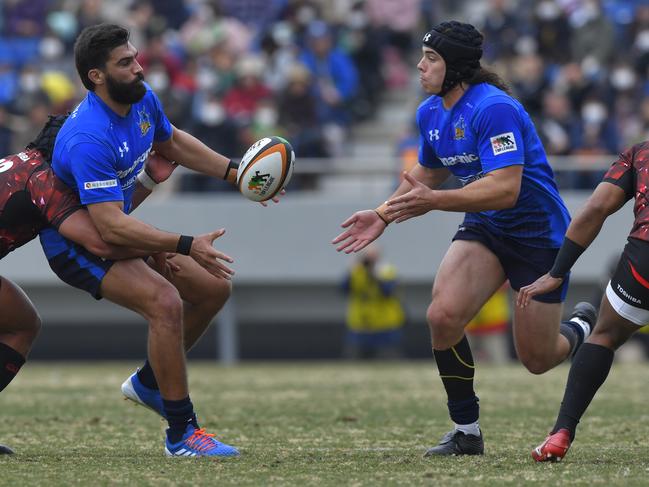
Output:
[0,276,40,392]
[551,294,638,439]
[134,255,232,391]
[511,298,567,374]
[164,254,231,350]
[99,259,187,401]
[426,241,505,443]
[427,241,506,349]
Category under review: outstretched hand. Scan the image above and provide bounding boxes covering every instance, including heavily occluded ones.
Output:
[189,229,235,280]
[332,209,386,253]
[384,172,435,223]
[145,151,178,184]
[517,273,564,307]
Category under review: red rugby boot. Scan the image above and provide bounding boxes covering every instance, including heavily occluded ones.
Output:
[532,429,571,462]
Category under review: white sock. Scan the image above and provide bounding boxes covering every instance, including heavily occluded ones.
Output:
[570,317,591,339]
[455,421,480,437]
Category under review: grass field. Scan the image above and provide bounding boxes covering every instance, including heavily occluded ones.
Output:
[1,361,648,486]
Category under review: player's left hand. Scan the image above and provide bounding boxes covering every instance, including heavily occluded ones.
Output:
[385,172,435,223]
[517,273,564,308]
[259,189,286,207]
[145,151,178,184]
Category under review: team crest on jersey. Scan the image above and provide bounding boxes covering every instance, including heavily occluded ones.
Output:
[490,132,517,155]
[453,115,466,140]
[137,108,151,136]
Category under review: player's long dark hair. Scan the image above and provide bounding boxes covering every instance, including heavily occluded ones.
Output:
[465,67,512,95]
[74,24,130,91]
[25,115,68,163]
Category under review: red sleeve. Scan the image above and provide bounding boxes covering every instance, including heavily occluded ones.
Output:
[28,167,82,229]
[603,146,635,201]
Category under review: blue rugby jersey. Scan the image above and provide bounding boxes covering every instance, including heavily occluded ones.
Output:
[417,83,570,248]
[40,83,172,258]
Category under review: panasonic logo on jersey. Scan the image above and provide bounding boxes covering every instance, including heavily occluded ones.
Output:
[438,152,479,166]
[116,143,153,179]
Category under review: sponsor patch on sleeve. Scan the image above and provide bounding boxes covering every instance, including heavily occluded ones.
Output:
[489,132,517,156]
[84,179,118,190]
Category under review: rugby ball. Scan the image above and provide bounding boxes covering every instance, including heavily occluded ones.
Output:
[237,136,295,202]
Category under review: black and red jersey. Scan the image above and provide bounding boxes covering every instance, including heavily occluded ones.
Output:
[0,148,81,259]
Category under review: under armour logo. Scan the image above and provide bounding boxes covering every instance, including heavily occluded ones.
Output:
[423,33,432,43]
[118,141,130,158]
[429,129,439,141]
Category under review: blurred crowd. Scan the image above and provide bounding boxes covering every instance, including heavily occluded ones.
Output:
[2,0,649,191]
[472,0,649,188]
[0,0,438,191]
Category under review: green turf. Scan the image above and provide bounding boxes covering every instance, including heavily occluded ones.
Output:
[0,361,647,486]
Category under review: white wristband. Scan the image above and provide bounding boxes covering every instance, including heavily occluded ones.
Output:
[137,169,158,191]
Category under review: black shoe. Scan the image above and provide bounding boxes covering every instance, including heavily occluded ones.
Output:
[424,430,484,456]
[570,302,597,329]
[0,444,14,455]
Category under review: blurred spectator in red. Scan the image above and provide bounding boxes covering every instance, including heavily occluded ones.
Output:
[222,55,273,123]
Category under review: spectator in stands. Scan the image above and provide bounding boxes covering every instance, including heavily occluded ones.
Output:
[277,62,326,158]
[222,55,272,123]
[299,20,359,156]
[342,245,406,360]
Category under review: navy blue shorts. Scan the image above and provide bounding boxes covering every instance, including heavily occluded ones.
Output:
[452,225,569,303]
[47,243,114,300]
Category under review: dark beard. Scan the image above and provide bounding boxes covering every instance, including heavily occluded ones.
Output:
[105,72,146,105]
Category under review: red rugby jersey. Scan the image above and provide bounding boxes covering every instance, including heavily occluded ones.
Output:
[0,148,81,259]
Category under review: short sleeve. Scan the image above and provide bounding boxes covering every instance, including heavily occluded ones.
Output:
[603,148,634,201]
[150,90,173,142]
[68,141,124,205]
[416,109,443,169]
[28,168,82,229]
[472,102,525,173]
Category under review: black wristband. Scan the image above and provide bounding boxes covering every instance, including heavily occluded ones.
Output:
[549,237,586,278]
[176,235,194,255]
[223,159,239,181]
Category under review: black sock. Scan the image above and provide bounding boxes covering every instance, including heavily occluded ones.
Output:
[552,343,614,440]
[136,360,159,390]
[163,396,199,443]
[0,343,26,393]
[560,320,585,357]
[433,335,479,425]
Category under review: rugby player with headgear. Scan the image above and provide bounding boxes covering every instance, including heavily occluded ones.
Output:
[0,115,165,454]
[333,20,596,456]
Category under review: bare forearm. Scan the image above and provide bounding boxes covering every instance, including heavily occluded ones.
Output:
[378,165,448,215]
[156,129,231,180]
[94,211,181,252]
[429,177,518,212]
[130,183,152,212]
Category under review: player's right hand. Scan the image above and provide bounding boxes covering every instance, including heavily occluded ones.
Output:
[190,229,234,280]
[332,210,386,254]
[517,273,563,308]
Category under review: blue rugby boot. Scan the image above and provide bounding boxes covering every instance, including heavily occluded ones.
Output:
[121,371,165,418]
[165,424,240,457]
